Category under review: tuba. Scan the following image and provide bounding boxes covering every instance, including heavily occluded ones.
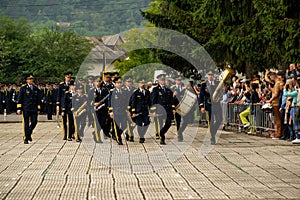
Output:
[212,67,235,103]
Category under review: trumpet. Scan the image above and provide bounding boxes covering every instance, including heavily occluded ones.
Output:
[212,67,234,103]
[74,101,87,116]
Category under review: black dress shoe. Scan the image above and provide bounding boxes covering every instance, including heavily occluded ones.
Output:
[125,134,130,141]
[24,140,29,144]
[155,133,160,140]
[28,136,32,142]
[129,136,134,142]
[118,141,123,145]
[139,138,145,143]
[160,141,166,145]
[211,138,216,145]
[76,139,82,142]
[63,137,67,140]
[279,136,287,140]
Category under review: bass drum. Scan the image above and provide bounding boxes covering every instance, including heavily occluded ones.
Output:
[175,89,197,116]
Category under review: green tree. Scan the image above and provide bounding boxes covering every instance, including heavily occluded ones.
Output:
[141,0,300,77]
[0,15,32,83]
[113,29,160,80]
[0,15,92,83]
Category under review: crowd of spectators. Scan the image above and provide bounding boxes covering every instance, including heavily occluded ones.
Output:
[221,63,300,144]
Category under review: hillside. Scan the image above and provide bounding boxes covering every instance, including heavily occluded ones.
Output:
[0,0,152,36]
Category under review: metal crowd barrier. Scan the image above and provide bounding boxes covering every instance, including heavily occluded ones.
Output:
[225,103,275,133]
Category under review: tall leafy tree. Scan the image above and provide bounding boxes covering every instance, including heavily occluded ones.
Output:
[0,15,92,83]
[141,0,300,77]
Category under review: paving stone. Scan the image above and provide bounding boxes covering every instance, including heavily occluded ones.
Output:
[0,121,300,199]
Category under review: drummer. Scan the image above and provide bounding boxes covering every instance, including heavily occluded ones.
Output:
[172,76,197,141]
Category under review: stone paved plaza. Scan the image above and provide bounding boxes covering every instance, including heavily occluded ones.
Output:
[0,115,300,200]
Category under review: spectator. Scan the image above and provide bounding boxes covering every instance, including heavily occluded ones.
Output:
[266,71,283,139]
[284,97,294,141]
[239,81,261,133]
[284,76,300,144]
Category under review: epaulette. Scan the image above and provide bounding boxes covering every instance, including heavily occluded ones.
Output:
[65,91,70,93]
[170,85,175,89]
[60,82,64,85]
[22,84,26,86]
[110,88,115,92]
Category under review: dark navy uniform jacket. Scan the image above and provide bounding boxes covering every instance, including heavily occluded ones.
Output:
[61,91,75,114]
[150,85,175,114]
[56,82,69,107]
[88,87,109,112]
[73,93,87,114]
[45,88,54,105]
[130,89,151,115]
[108,88,127,116]
[198,80,219,112]
[17,84,41,112]
[100,81,114,91]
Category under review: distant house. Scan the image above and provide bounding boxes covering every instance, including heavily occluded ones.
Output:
[102,34,125,51]
[80,34,126,76]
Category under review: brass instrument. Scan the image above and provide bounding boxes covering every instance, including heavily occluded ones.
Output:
[94,93,109,111]
[75,101,87,116]
[212,67,235,103]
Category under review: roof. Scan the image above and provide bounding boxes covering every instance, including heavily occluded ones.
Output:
[102,34,125,46]
[89,42,125,61]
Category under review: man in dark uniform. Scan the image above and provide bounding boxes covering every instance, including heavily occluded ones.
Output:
[45,83,54,120]
[39,84,47,114]
[198,70,222,145]
[3,84,11,115]
[108,77,127,145]
[86,75,95,127]
[150,74,176,145]
[17,73,41,144]
[61,80,76,141]
[110,71,120,83]
[88,77,110,142]
[123,76,136,141]
[171,76,186,141]
[57,72,72,139]
[52,83,58,115]
[130,78,151,143]
[12,84,19,113]
[73,85,87,142]
[100,72,115,137]
[100,72,114,91]
[172,77,197,141]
